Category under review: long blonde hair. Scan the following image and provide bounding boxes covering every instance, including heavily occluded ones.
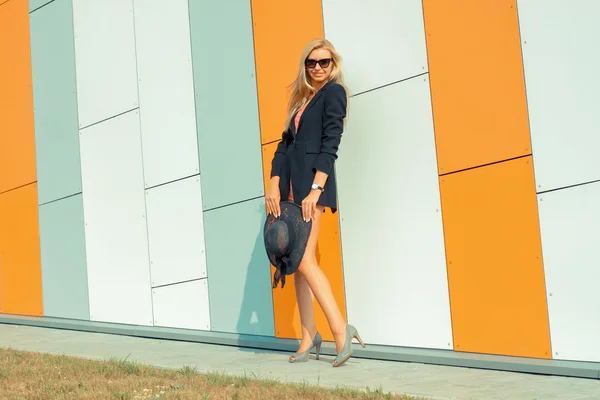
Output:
[284,38,349,130]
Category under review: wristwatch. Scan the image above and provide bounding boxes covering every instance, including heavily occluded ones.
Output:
[311,183,324,192]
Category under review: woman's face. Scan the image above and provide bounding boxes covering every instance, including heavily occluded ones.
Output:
[305,48,333,85]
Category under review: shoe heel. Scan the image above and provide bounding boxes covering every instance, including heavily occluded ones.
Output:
[353,331,366,348]
[315,343,321,360]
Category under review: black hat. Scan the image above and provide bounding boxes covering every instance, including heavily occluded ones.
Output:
[264,201,312,288]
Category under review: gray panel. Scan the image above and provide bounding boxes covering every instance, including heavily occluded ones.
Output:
[39,194,89,320]
[537,182,600,363]
[203,197,274,336]
[189,0,264,210]
[30,0,83,205]
[29,0,54,12]
[518,0,600,192]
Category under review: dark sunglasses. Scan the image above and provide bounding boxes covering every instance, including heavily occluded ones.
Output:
[305,58,332,69]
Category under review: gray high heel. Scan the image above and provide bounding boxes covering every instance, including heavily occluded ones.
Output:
[332,324,365,367]
[289,332,322,363]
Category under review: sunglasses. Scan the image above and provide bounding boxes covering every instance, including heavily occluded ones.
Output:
[305,58,332,69]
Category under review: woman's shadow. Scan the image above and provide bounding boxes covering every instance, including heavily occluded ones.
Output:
[234,200,299,355]
[234,200,329,362]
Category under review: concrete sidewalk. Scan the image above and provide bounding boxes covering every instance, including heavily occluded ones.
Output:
[0,324,599,399]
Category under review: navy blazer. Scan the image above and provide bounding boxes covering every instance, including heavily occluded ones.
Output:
[270,80,347,213]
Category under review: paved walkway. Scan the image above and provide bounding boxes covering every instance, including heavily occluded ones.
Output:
[1,324,599,399]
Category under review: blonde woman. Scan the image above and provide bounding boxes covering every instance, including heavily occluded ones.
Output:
[266,38,365,367]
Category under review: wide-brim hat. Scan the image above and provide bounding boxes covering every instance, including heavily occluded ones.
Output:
[263,201,312,277]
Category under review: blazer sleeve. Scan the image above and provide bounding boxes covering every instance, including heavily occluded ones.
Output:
[314,82,347,176]
[270,129,289,178]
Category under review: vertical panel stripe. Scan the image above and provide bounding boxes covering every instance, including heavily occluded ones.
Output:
[0,0,37,194]
[0,0,43,316]
[30,0,90,320]
[0,183,43,317]
[423,0,531,174]
[423,0,551,358]
[253,0,347,342]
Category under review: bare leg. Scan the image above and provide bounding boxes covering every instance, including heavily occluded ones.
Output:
[293,273,317,353]
[297,206,347,352]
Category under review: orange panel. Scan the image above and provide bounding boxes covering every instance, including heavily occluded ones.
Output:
[0,0,37,194]
[261,143,346,341]
[439,156,551,358]
[251,0,324,144]
[0,183,43,316]
[423,0,532,174]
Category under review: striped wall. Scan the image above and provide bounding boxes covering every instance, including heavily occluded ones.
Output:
[1,0,600,365]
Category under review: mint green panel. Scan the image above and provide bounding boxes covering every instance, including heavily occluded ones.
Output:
[39,194,90,320]
[204,197,274,336]
[30,0,82,205]
[189,0,264,210]
[29,0,54,12]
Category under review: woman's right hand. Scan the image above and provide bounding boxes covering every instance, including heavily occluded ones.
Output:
[266,177,281,218]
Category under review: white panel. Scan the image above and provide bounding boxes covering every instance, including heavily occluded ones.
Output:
[72,0,139,128]
[537,182,600,362]
[152,279,211,331]
[145,175,207,287]
[79,110,153,326]
[518,0,600,192]
[322,0,428,95]
[337,76,452,349]
[133,0,200,188]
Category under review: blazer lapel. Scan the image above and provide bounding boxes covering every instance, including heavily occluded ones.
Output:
[290,110,298,137]
[297,83,328,132]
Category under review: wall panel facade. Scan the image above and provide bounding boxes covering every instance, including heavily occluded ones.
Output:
[537,182,600,363]
[336,76,453,349]
[79,110,153,326]
[423,0,532,174]
[0,0,37,194]
[203,198,274,336]
[518,0,600,192]
[190,0,264,211]
[39,194,89,320]
[29,0,53,12]
[1,0,600,371]
[133,0,200,189]
[30,0,82,205]
[145,176,207,288]
[439,157,550,358]
[0,184,43,316]
[152,279,210,331]
[323,0,428,94]
[72,0,138,128]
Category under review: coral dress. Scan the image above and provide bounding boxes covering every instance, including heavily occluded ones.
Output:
[287,104,306,202]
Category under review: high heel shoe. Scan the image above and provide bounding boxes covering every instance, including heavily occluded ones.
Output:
[289,332,322,363]
[332,324,365,367]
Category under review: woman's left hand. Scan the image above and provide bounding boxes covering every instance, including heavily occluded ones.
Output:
[301,190,321,222]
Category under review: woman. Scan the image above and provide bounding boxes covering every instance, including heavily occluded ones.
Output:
[265,38,364,367]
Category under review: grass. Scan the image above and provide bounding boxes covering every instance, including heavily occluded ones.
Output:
[0,348,427,399]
